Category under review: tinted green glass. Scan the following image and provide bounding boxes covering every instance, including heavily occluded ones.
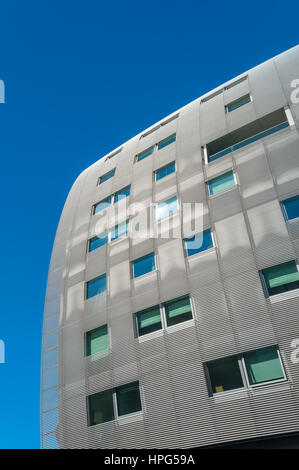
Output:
[207,355,244,394]
[116,381,142,416]
[165,296,192,327]
[88,390,114,425]
[208,171,235,195]
[86,325,108,356]
[262,261,299,296]
[137,306,162,336]
[243,346,284,385]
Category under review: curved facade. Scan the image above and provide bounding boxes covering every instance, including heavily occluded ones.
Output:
[41,45,299,449]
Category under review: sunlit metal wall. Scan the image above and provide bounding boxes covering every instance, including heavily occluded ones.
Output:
[41,45,299,448]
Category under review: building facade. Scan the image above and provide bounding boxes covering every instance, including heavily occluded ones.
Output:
[41,45,299,449]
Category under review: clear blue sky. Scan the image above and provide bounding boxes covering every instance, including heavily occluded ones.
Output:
[0,0,298,449]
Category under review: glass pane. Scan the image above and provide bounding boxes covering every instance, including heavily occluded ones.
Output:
[155,161,176,181]
[114,185,131,203]
[208,171,235,195]
[165,296,192,327]
[94,196,111,214]
[137,306,162,336]
[44,331,59,351]
[227,94,251,112]
[86,275,106,299]
[262,261,299,294]
[86,325,108,356]
[185,229,213,256]
[116,381,142,417]
[88,390,114,425]
[100,170,115,183]
[43,387,58,411]
[43,347,59,370]
[133,253,155,278]
[207,355,244,393]
[282,195,299,221]
[111,219,129,241]
[157,133,176,150]
[89,233,108,252]
[137,146,154,161]
[243,346,284,385]
[156,196,178,220]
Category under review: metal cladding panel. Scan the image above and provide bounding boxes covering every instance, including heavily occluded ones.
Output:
[41,46,299,448]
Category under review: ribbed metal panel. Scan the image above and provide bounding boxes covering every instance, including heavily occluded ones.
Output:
[41,45,299,448]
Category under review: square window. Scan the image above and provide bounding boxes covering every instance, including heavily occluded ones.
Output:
[133,253,156,278]
[185,229,213,256]
[157,134,176,150]
[88,233,108,252]
[88,390,114,425]
[136,146,155,162]
[206,355,244,394]
[164,296,192,327]
[136,306,162,336]
[98,169,115,184]
[156,196,178,220]
[155,161,176,181]
[208,171,235,195]
[243,346,285,385]
[86,274,106,299]
[111,219,129,241]
[282,195,299,221]
[86,325,108,357]
[261,260,299,296]
[94,196,112,214]
[114,185,131,203]
[116,381,142,417]
[225,94,251,113]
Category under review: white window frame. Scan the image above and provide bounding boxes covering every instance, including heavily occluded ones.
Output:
[183,228,215,258]
[155,195,179,221]
[131,252,157,279]
[225,94,252,114]
[207,170,237,197]
[154,160,176,182]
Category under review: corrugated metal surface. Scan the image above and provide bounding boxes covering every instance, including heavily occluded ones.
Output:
[41,45,299,448]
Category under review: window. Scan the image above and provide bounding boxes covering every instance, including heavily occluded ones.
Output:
[105,147,123,161]
[156,196,178,220]
[206,108,289,162]
[155,161,176,181]
[132,252,156,278]
[116,382,142,417]
[207,171,236,195]
[225,94,251,113]
[114,185,130,203]
[243,346,285,385]
[201,76,248,103]
[260,260,299,297]
[86,274,106,299]
[282,195,299,221]
[86,325,108,356]
[136,306,162,337]
[157,133,176,150]
[140,115,179,139]
[88,233,108,252]
[185,229,214,257]
[136,146,155,162]
[206,355,244,394]
[98,169,115,184]
[164,296,193,327]
[205,345,286,396]
[110,219,129,241]
[224,75,247,90]
[93,196,112,214]
[87,381,142,426]
[135,295,193,338]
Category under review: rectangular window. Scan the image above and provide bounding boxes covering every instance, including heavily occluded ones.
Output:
[114,185,130,203]
[116,381,142,417]
[261,260,299,296]
[282,195,299,221]
[88,233,108,252]
[243,346,285,385]
[157,133,176,150]
[86,274,106,299]
[206,108,289,162]
[105,147,122,161]
[98,169,115,184]
[86,325,108,356]
[224,75,247,90]
[88,389,114,425]
[185,229,213,257]
[136,306,162,337]
[156,196,178,220]
[155,161,176,181]
[110,219,129,241]
[93,196,112,214]
[225,94,251,113]
[87,382,142,426]
[132,252,156,278]
[207,171,235,195]
[206,355,244,394]
[136,146,155,162]
[164,296,193,327]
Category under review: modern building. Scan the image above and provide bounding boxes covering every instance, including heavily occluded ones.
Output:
[41,45,299,449]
